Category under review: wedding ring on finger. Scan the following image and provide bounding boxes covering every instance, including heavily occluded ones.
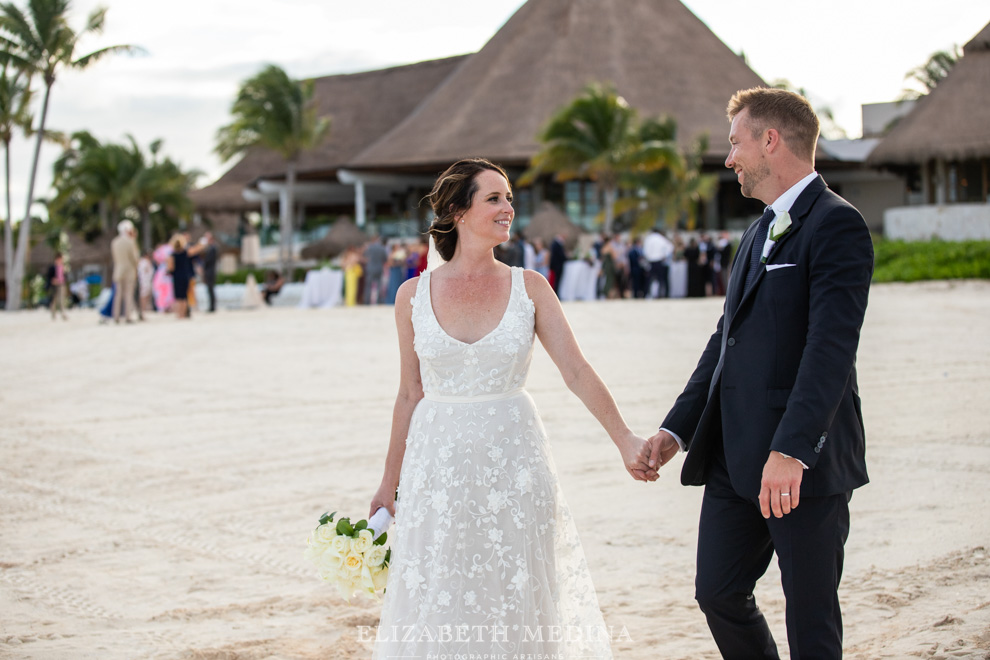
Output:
[781,493,791,498]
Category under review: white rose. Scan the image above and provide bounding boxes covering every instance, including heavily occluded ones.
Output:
[315,524,336,545]
[351,529,374,554]
[342,551,364,576]
[365,544,388,568]
[328,534,350,558]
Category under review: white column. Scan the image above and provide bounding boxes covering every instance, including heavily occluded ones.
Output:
[934,159,947,205]
[261,198,272,228]
[355,178,366,228]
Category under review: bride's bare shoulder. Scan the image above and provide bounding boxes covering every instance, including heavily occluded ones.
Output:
[395,277,421,307]
[522,269,555,305]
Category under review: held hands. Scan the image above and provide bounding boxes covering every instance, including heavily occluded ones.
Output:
[616,431,659,482]
[759,451,803,519]
[647,429,681,470]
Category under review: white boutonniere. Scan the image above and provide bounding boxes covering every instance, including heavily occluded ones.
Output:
[761,211,793,263]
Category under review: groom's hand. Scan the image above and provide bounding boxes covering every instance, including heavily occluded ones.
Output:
[759,451,803,519]
[647,430,680,470]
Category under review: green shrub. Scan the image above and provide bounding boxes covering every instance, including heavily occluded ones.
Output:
[872,239,990,283]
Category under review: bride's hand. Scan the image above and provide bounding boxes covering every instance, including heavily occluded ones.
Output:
[616,432,659,482]
[369,481,397,518]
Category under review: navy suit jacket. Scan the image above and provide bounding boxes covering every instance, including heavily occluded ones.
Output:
[662,176,874,498]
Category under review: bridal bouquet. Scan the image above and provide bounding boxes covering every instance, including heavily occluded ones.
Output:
[305,508,392,601]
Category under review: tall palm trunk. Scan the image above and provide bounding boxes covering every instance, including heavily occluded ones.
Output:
[603,184,617,235]
[141,207,151,253]
[7,81,52,310]
[280,163,296,276]
[3,140,12,297]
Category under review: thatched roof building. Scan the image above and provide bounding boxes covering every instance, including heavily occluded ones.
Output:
[350,0,764,169]
[868,22,990,167]
[193,0,780,242]
[189,55,469,212]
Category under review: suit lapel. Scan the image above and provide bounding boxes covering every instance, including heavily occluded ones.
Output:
[732,176,828,310]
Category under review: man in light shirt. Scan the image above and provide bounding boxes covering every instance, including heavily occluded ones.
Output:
[642,228,673,298]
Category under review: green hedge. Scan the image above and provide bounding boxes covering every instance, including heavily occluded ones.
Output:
[872,239,990,283]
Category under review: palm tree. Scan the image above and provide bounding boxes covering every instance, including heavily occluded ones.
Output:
[614,128,718,232]
[0,0,141,309]
[900,45,962,101]
[519,83,680,234]
[0,57,31,292]
[128,136,200,251]
[215,64,330,275]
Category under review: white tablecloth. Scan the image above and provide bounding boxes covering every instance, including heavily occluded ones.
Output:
[669,261,688,298]
[558,260,600,302]
[299,268,344,308]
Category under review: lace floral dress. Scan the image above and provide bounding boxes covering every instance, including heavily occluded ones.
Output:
[373,267,612,659]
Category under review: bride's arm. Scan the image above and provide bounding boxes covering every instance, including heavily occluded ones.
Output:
[525,271,658,482]
[370,278,425,516]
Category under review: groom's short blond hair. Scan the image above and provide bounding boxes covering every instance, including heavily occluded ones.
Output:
[727,87,820,162]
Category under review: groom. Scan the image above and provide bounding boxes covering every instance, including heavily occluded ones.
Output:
[649,88,873,658]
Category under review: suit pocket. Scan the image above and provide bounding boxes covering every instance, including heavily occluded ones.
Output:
[767,387,791,409]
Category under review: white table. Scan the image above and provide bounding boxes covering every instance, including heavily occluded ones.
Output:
[299,268,344,308]
[558,260,600,302]
[669,261,688,298]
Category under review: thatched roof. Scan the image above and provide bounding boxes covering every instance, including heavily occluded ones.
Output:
[868,21,990,166]
[522,202,582,250]
[349,0,765,169]
[190,55,470,211]
[299,217,368,260]
[0,232,114,273]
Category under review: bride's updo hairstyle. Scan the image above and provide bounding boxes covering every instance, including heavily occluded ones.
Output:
[426,158,510,261]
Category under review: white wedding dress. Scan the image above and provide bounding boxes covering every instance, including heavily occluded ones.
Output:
[373,267,612,659]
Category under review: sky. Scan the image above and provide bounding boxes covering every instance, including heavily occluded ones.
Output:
[5,0,988,223]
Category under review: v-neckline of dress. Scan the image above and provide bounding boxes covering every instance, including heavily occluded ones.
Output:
[426,268,516,347]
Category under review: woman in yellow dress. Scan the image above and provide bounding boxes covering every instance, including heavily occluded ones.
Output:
[343,246,363,307]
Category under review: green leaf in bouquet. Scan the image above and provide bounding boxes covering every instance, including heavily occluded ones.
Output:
[354,519,369,532]
[318,511,337,526]
[374,532,388,546]
[336,517,354,536]
[384,548,391,564]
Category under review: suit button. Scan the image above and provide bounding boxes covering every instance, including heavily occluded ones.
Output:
[727,338,736,347]
[814,447,821,453]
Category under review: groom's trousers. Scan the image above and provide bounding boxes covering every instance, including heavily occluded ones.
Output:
[695,446,851,659]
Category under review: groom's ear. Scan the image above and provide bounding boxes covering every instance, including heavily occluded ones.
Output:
[765,128,781,153]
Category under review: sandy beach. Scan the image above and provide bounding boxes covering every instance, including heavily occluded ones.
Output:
[1,280,988,659]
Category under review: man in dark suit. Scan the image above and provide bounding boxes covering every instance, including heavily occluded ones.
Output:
[648,88,874,658]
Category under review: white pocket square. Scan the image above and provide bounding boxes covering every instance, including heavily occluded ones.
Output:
[766,263,796,271]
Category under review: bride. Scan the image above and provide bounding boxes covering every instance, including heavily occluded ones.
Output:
[369,158,657,658]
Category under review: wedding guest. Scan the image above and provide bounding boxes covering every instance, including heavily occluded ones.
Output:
[343,247,363,307]
[522,233,536,271]
[643,227,674,298]
[370,158,654,659]
[533,237,550,280]
[200,232,219,313]
[262,269,284,305]
[650,87,874,660]
[385,242,407,305]
[548,234,567,293]
[138,252,155,314]
[628,236,646,298]
[363,236,388,305]
[46,253,68,321]
[684,238,707,298]
[111,220,140,323]
[167,233,208,319]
